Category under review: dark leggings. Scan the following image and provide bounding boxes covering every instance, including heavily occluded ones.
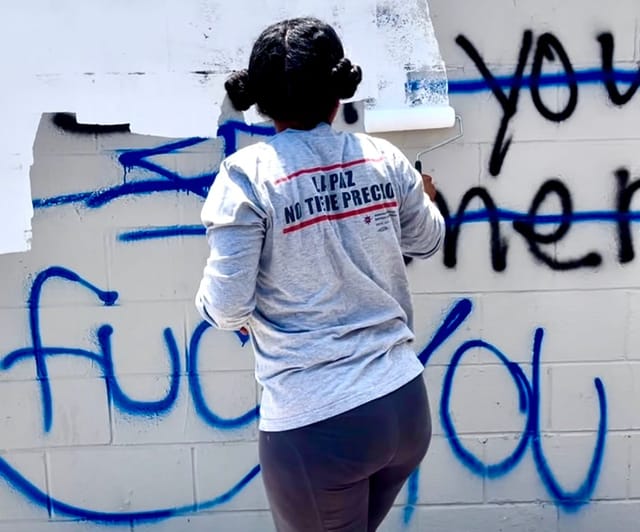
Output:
[259,375,432,532]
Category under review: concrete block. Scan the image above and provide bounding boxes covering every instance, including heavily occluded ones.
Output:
[102,192,187,235]
[549,363,633,431]
[184,311,254,372]
[33,114,98,157]
[98,130,187,153]
[172,237,214,302]
[47,446,193,517]
[587,433,631,501]
[132,511,275,532]
[410,293,481,367]
[480,291,627,364]
[0,451,48,520]
[630,364,640,429]
[111,375,190,445]
[107,234,194,303]
[403,142,482,204]
[97,301,186,376]
[30,153,122,203]
[484,435,552,503]
[447,85,512,144]
[376,506,424,532]
[0,214,111,308]
[173,148,223,184]
[0,253,31,310]
[485,432,629,504]
[0,308,33,382]
[553,88,640,143]
[0,380,51,450]
[558,501,640,532]
[440,362,538,434]
[42,377,111,447]
[625,291,640,359]
[193,442,268,511]
[628,433,640,497]
[184,371,258,443]
[403,502,558,532]
[26,301,179,377]
[405,220,505,294]
[0,521,131,532]
[418,435,484,504]
[529,433,627,503]
[0,377,110,450]
[480,140,622,207]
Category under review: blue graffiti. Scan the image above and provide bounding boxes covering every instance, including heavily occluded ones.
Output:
[435,300,606,512]
[118,225,205,242]
[115,208,640,244]
[188,321,259,428]
[0,453,260,524]
[454,30,640,175]
[448,67,639,95]
[403,466,420,525]
[2,267,118,433]
[33,137,211,210]
[0,283,606,521]
[1,267,256,434]
[12,30,616,521]
[32,121,276,211]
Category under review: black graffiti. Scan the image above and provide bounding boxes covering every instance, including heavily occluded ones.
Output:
[598,34,640,105]
[529,34,578,122]
[456,31,533,178]
[436,187,508,271]
[432,167,640,272]
[512,180,601,270]
[615,167,640,264]
[457,31,640,176]
[52,113,131,134]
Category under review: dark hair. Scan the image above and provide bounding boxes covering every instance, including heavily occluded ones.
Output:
[225,17,362,128]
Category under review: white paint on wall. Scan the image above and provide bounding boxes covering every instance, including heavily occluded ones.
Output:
[0,0,447,255]
[0,159,34,254]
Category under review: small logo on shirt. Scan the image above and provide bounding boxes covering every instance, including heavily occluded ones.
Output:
[364,215,372,225]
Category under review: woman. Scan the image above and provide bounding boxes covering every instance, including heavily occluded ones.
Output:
[196,17,445,532]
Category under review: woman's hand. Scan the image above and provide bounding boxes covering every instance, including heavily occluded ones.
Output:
[422,174,437,201]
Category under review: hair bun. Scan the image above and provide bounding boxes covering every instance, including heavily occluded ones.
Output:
[331,58,362,99]
[224,69,255,111]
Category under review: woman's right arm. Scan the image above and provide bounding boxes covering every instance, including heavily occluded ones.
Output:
[393,148,445,259]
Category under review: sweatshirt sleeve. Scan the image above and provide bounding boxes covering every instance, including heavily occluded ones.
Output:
[195,160,266,330]
[392,145,445,259]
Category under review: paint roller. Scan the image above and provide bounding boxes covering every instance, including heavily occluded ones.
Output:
[364,68,463,268]
[363,70,463,172]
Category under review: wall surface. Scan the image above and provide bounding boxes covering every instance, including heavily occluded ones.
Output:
[1,0,640,530]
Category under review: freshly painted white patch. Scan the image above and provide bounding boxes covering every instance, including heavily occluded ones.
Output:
[0,159,34,254]
[0,0,446,254]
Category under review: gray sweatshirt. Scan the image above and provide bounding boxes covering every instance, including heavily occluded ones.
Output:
[196,123,445,431]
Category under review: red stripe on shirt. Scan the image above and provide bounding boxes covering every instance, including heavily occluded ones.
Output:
[273,157,385,186]
[282,201,398,234]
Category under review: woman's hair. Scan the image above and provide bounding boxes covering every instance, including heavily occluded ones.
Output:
[225,17,362,128]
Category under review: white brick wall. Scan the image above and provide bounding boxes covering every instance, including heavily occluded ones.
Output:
[0,0,639,530]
